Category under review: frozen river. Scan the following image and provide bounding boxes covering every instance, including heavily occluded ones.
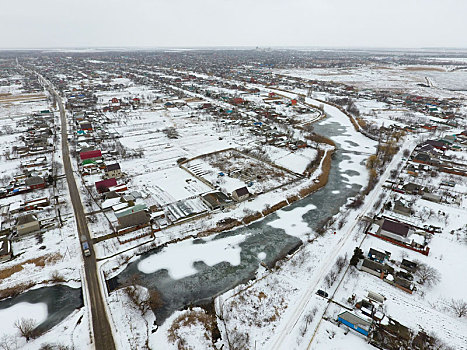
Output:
[109,101,377,324]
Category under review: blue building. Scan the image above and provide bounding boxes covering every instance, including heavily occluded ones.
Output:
[337,311,372,336]
[367,248,390,264]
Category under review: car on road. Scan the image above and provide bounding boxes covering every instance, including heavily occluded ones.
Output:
[316,289,329,298]
[82,241,91,257]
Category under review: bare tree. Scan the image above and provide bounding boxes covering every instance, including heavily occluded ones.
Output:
[335,254,348,273]
[415,262,440,287]
[0,334,18,350]
[325,270,338,288]
[302,306,318,333]
[14,318,37,341]
[449,299,467,318]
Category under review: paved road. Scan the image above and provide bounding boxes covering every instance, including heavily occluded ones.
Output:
[53,88,116,350]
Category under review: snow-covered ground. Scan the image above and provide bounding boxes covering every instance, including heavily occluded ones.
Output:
[3,53,465,350]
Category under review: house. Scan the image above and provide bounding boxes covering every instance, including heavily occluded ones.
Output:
[422,193,441,203]
[95,178,117,193]
[379,219,411,243]
[114,203,148,218]
[16,214,40,235]
[0,236,12,263]
[393,275,414,293]
[368,248,390,263]
[367,291,385,304]
[360,259,386,278]
[80,150,102,162]
[102,197,122,210]
[104,190,120,200]
[79,122,92,131]
[23,197,49,211]
[129,191,142,199]
[417,144,434,153]
[425,140,446,151]
[337,311,372,336]
[122,194,135,205]
[117,210,150,230]
[231,97,245,105]
[393,200,411,216]
[25,176,46,190]
[232,187,250,202]
[31,136,48,148]
[401,259,417,273]
[107,184,128,193]
[402,182,422,195]
[105,163,122,179]
[412,152,431,164]
[356,299,377,319]
[372,317,411,345]
[201,192,232,210]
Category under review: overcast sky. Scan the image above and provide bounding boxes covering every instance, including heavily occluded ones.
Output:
[1,0,466,49]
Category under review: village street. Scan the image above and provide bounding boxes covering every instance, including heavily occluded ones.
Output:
[51,81,116,350]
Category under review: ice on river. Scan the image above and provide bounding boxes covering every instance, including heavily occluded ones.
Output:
[137,234,247,279]
[267,203,317,238]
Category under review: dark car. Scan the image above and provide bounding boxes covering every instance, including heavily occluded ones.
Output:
[317,289,328,298]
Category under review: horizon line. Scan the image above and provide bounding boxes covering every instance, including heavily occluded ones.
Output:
[1,45,467,52]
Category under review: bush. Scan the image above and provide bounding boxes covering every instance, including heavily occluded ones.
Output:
[350,247,364,266]
[262,201,287,216]
[14,318,38,341]
[50,270,65,283]
[168,310,215,349]
[242,212,262,225]
[287,195,299,204]
[347,197,363,209]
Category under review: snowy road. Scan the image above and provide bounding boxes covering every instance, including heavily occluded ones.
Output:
[36,73,116,350]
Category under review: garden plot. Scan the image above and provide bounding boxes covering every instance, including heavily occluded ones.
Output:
[263,145,318,174]
[184,149,299,195]
[0,98,49,118]
[132,167,212,206]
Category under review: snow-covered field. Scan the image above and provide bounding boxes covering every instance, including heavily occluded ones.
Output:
[277,65,467,98]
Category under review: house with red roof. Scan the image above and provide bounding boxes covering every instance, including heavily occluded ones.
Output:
[80,150,102,162]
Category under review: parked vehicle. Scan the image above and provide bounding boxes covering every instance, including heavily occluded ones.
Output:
[317,289,329,298]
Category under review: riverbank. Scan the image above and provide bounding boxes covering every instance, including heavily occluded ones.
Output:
[197,143,334,237]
